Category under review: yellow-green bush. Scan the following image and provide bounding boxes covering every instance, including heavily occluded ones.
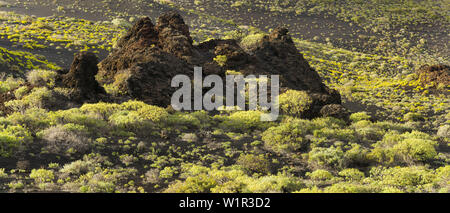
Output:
[0,77,23,93]
[136,105,169,122]
[261,122,307,153]
[219,111,274,133]
[0,125,32,157]
[240,33,265,51]
[349,112,371,122]
[48,108,108,135]
[312,128,356,145]
[338,168,365,181]
[392,138,437,162]
[5,87,56,111]
[308,146,344,169]
[26,69,57,88]
[367,166,436,193]
[29,168,54,183]
[165,165,303,193]
[306,169,334,181]
[6,108,51,132]
[370,131,438,165]
[80,102,121,120]
[165,111,212,130]
[236,153,270,174]
[279,90,313,117]
[323,182,375,193]
[108,110,145,130]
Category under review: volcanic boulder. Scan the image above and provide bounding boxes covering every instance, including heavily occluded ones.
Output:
[60,51,105,102]
[416,64,449,92]
[98,11,343,118]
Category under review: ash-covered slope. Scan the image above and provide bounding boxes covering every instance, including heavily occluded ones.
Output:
[97,11,343,118]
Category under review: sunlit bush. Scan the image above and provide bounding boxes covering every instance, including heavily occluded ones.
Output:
[308,146,344,169]
[306,169,334,181]
[240,33,265,51]
[5,87,57,111]
[26,69,57,88]
[279,90,313,117]
[30,168,54,183]
[236,153,270,174]
[0,125,32,157]
[367,166,436,192]
[338,168,365,181]
[324,182,374,193]
[370,131,438,165]
[349,111,371,122]
[39,125,91,156]
[262,122,307,154]
[219,111,274,133]
[6,108,50,132]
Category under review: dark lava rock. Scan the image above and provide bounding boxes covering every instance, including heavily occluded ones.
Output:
[60,51,105,102]
[416,64,449,92]
[98,11,343,118]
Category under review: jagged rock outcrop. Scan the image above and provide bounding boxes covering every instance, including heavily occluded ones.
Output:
[59,51,105,102]
[416,64,449,92]
[98,11,343,118]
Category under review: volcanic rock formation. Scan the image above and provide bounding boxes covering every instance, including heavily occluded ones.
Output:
[98,11,343,118]
[58,51,105,102]
[416,64,449,92]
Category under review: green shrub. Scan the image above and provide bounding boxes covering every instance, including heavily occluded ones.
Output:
[166,165,303,193]
[30,169,54,183]
[312,127,356,145]
[311,117,346,129]
[261,122,307,153]
[236,154,270,174]
[80,102,121,120]
[108,110,144,130]
[374,121,410,132]
[60,160,96,175]
[437,125,450,139]
[0,168,7,178]
[368,166,435,192]
[240,33,265,51]
[0,77,23,93]
[392,138,437,163]
[159,166,178,179]
[14,86,29,99]
[343,143,371,166]
[219,111,273,133]
[48,108,108,135]
[352,120,385,141]
[338,168,365,181]
[213,55,227,67]
[306,169,334,181]
[279,90,313,117]
[136,105,168,122]
[403,112,424,122]
[5,87,56,111]
[370,131,438,165]
[0,125,32,157]
[165,173,217,193]
[111,18,132,28]
[324,182,374,193]
[39,125,91,156]
[6,108,51,132]
[243,174,304,193]
[349,112,371,122]
[26,69,57,88]
[308,146,344,169]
